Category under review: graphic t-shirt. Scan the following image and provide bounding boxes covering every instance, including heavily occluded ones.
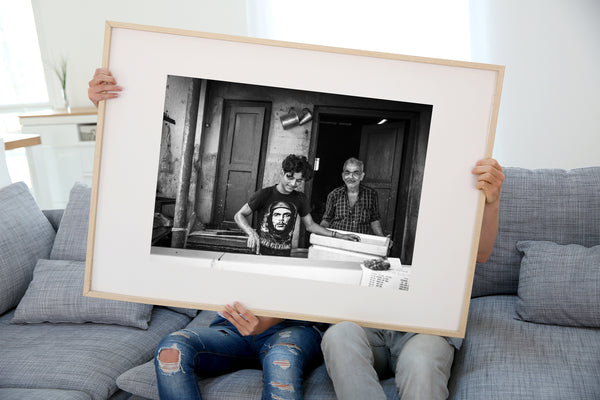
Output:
[247,185,311,256]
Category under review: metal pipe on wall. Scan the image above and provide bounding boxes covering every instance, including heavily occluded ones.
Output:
[171,78,202,248]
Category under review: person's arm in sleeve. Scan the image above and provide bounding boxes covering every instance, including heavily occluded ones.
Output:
[369,190,384,236]
[319,191,335,228]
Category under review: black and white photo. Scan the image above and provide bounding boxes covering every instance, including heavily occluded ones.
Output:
[84,21,503,337]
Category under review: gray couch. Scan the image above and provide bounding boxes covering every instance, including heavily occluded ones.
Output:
[2,167,599,400]
[0,182,194,400]
[448,167,600,399]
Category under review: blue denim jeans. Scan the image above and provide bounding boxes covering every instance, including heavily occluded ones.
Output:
[154,317,323,400]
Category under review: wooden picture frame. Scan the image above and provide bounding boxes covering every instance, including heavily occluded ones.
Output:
[84,21,504,338]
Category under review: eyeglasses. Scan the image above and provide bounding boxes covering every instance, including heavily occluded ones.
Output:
[343,170,362,178]
[284,173,304,184]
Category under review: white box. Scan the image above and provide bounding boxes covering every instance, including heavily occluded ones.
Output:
[309,230,390,257]
[217,252,363,285]
[308,244,383,263]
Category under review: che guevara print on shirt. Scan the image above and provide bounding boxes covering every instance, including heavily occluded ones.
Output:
[248,185,310,256]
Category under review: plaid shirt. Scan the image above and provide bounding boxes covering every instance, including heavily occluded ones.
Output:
[322,185,381,234]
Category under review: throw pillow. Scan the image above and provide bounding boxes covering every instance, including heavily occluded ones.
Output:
[166,306,199,318]
[0,182,56,314]
[516,240,600,327]
[50,182,91,261]
[12,259,153,329]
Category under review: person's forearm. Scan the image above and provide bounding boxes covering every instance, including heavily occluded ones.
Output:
[234,212,254,236]
[370,220,384,236]
[477,200,500,263]
[257,316,284,332]
[307,222,337,237]
[223,302,283,336]
[303,215,358,241]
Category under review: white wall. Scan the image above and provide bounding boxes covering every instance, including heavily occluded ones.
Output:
[31,0,599,169]
[31,0,253,109]
[470,0,600,169]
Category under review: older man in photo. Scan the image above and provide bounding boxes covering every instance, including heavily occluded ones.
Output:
[320,157,385,237]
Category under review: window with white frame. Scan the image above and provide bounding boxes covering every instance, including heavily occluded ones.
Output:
[0,0,49,134]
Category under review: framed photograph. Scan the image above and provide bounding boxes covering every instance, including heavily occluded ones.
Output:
[85,21,504,338]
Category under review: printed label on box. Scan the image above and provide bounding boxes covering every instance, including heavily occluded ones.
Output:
[360,259,410,291]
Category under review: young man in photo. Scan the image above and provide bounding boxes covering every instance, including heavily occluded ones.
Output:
[234,154,360,256]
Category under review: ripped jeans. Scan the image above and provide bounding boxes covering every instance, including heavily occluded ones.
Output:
[154,316,323,400]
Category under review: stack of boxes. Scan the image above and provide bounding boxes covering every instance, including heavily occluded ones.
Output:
[307,229,390,262]
[308,230,410,290]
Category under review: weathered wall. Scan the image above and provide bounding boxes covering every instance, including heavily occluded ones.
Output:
[156,75,192,198]
[197,81,316,224]
[161,77,420,237]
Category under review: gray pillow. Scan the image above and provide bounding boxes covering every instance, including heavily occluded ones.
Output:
[50,182,91,261]
[166,306,199,318]
[0,182,56,314]
[12,259,153,329]
[516,240,600,327]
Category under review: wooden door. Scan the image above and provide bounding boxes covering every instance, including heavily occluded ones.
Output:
[359,122,406,235]
[214,101,270,229]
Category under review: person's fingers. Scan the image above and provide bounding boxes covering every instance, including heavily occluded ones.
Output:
[224,304,248,325]
[88,73,116,88]
[472,159,504,204]
[232,302,256,323]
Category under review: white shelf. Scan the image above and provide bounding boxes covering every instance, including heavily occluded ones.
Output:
[19,108,98,209]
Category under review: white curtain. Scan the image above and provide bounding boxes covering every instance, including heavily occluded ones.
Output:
[254,0,471,61]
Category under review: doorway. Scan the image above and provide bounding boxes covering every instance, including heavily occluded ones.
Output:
[213,100,271,229]
[306,106,429,265]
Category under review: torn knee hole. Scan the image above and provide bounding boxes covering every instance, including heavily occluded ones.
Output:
[157,346,181,373]
[272,359,291,369]
[158,348,180,363]
[269,381,295,392]
[274,342,301,355]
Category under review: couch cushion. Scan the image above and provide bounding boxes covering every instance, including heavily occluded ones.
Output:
[50,182,91,261]
[165,306,199,318]
[449,295,600,399]
[43,209,64,232]
[0,307,191,400]
[119,353,399,400]
[11,259,153,329]
[0,182,56,314]
[0,389,91,400]
[516,240,600,327]
[118,355,399,400]
[472,167,600,297]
